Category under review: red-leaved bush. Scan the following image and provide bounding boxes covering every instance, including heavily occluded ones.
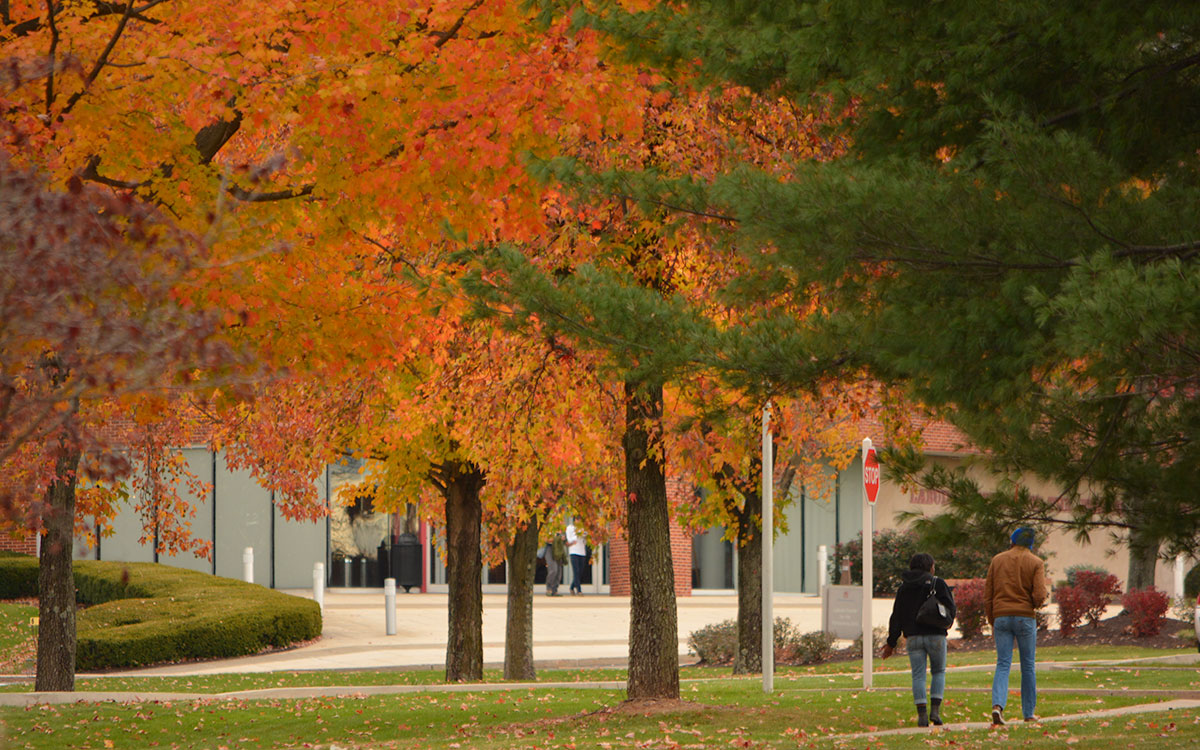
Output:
[953,578,988,639]
[1053,586,1089,636]
[1122,587,1170,636]
[1073,570,1123,626]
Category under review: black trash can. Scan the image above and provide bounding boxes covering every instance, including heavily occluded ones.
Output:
[392,532,422,592]
[377,543,391,586]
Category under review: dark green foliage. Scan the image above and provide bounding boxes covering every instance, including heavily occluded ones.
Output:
[564,1,1200,560]
[1185,566,1200,601]
[828,528,994,597]
[828,529,917,597]
[0,555,321,670]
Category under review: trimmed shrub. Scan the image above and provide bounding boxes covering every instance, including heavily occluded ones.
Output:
[687,619,737,664]
[1054,586,1089,636]
[687,617,828,666]
[0,552,39,599]
[1122,587,1170,637]
[851,625,889,657]
[952,578,988,639]
[790,631,837,665]
[0,556,321,670]
[1072,570,1122,626]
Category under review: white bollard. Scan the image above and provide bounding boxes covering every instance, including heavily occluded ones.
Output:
[1175,554,1186,599]
[817,545,829,594]
[384,578,397,636]
[242,547,254,584]
[313,562,325,611]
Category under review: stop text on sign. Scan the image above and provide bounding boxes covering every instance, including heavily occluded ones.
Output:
[863,449,880,505]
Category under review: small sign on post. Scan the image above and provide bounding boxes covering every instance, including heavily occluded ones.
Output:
[863,446,880,505]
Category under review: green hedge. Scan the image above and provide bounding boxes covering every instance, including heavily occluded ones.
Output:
[0,554,321,670]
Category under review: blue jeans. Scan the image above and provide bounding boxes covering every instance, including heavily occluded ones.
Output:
[906,634,946,705]
[569,554,587,593]
[992,616,1037,718]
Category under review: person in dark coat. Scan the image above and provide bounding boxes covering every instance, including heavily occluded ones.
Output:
[880,553,957,727]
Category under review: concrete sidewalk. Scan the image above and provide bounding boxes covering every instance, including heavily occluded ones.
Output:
[91,589,897,676]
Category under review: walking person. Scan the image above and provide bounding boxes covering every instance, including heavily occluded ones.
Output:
[544,533,566,596]
[985,527,1048,725]
[566,521,587,595]
[881,553,957,727]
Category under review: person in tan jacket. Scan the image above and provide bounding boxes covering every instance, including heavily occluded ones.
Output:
[985,527,1048,725]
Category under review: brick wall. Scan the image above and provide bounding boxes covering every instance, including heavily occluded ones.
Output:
[607,479,693,597]
[0,531,37,556]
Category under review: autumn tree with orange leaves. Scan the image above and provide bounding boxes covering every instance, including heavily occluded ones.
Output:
[3,0,643,690]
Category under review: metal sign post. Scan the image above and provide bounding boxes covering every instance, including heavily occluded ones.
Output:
[762,403,774,694]
[862,438,879,689]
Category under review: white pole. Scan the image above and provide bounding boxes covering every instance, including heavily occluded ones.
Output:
[242,547,254,584]
[384,578,397,635]
[1175,554,1186,599]
[762,402,774,694]
[313,562,325,612]
[817,545,829,595]
[861,438,873,690]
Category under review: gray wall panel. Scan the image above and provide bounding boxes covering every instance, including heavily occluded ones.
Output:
[154,448,215,574]
[213,451,272,584]
[773,483,805,593]
[273,477,328,589]
[99,491,156,564]
[802,471,840,592]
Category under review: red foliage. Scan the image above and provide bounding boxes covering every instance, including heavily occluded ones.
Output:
[953,578,988,639]
[1073,570,1123,626]
[1122,587,1170,637]
[1054,586,1089,636]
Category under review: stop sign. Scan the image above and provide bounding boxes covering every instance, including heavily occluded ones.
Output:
[863,448,880,505]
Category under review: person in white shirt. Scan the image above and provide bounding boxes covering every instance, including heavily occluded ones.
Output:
[565,522,588,595]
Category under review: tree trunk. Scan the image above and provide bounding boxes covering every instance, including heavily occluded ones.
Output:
[1126,523,1159,591]
[503,519,539,680]
[623,380,680,701]
[35,443,81,692]
[733,488,763,675]
[443,462,485,682]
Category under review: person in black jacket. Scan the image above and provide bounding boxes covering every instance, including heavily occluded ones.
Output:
[880,553,957,727]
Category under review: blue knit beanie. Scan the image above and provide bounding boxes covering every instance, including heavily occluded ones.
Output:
[1011,527,1035,548]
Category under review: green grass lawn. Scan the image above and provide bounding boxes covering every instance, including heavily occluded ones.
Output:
[3,623,1197,749]
[0,644,1186,696]
[0,602,37,674]
[2,678,1195,749]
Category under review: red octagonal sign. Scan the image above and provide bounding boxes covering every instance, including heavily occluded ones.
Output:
[863,449,880,505]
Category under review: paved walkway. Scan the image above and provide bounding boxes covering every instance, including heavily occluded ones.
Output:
[86,589,875,676]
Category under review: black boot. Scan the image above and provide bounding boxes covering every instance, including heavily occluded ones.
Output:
[916,703,929,727]
[930,698,943,726]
